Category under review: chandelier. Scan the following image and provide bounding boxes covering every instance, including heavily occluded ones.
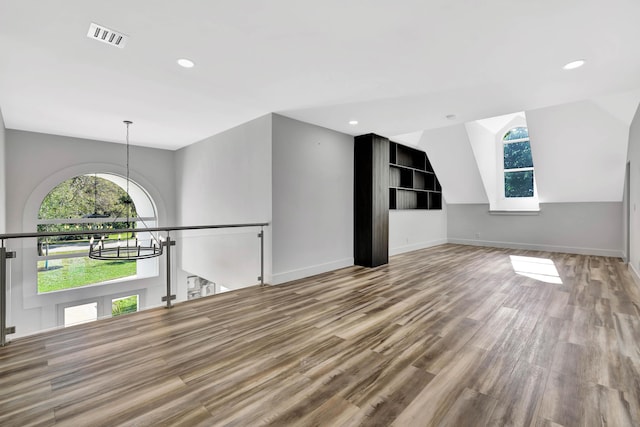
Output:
[88,121,164,260]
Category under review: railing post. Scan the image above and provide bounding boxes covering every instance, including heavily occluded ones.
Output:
[258,226,264,286]
[161,233,176,308]
[1,242,16,347]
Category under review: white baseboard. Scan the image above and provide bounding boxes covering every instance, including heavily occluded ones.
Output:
[271,257,354,285]
[389,238,448,256]
[448,238,624,258]
[628,262,640,286]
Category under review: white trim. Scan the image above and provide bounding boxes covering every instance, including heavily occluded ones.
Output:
[504,166,534,173]
[21,164,165,312]
[271,257,354,285]
[448,238,624,258]
[503,136,530,144]
[389,238,448,256]
[628,263,640,286]
[488,210,540,215]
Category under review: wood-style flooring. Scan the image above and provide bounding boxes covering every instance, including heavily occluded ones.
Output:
[1,244,640,426]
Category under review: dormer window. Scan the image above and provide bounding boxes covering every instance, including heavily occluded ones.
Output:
[503,127,534,198]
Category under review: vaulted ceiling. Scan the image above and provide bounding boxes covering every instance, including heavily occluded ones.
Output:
[1,0,640,149]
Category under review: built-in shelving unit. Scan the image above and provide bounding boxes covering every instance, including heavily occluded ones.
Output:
[353,134,444,268]
[389,142,442,210]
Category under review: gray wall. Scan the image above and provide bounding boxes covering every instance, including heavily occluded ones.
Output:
[272,114,353,284]
[5,129,176,337]
[448,202,623,257]
[627,105,640,277]
[174,114,272,287]
[6,130,176,230]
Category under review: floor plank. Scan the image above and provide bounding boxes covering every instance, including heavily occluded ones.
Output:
[1,244,639,426]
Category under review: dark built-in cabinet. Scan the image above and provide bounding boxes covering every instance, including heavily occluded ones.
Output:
[389,142,442,210]
[354,134,443,268]
[354,134,389,267]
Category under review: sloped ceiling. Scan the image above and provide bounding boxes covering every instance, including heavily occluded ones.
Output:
[527,100,631,202]
[418,125,488,204]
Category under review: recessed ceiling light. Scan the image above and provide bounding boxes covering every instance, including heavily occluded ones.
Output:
[349,120,358,125]
[562,59,585,70]
[445,114,457,120]
[177,58,195,68]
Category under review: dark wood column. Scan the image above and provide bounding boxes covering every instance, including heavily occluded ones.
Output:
[354,133,389,267]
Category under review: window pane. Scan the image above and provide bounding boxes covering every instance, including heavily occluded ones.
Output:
[38,175,138,220]
[505,171,534,198]
[503,127,529,141]
[38,257,136,293]
[64,302,98,327]
[504,141,533,169]
[112,295,139,316]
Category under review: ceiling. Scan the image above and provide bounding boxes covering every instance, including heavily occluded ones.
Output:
[1,0,640,150]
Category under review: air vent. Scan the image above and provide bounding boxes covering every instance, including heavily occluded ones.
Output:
[87,23,128,48]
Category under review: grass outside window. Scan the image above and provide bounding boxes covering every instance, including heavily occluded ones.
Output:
[112,295,138,316]
[37,257,136,293]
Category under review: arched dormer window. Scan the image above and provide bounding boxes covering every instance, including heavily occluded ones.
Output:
[503,127,535,198]
[37,174,158,293]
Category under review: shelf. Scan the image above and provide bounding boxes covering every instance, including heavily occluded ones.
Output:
[388,141,442,210]
[396,144,425,170]
[428,192,442,210]
[390,165,413,187]
[390,186,439,193]
[389,162,434,174]
[414,170,437,191]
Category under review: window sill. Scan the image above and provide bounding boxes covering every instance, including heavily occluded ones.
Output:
[488,210,541,216]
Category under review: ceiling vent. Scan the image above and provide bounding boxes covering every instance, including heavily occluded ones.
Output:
[87,23,128,48]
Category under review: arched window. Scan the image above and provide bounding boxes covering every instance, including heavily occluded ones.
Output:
[37,174,158,293]
[503,127,534,198]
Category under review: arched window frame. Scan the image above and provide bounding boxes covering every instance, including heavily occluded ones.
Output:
[36,173,159,293]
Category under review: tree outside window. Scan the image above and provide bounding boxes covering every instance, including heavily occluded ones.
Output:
[503,127,534,198]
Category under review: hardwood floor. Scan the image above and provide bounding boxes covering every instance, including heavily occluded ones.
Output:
[1,244,639,426]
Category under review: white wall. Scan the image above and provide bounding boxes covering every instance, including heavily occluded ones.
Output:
[271,114,353,284]
[465,121,498,206]
[0,108,6,233]
[527,100,628,203]
[388,130,450,256]
[174,114,272,290]
[448,203,623,257]
[389,207,447,256]
[5,129,176,337]
[626,104,640,279]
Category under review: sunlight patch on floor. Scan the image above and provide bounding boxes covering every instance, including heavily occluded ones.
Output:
[510,255,562,284]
